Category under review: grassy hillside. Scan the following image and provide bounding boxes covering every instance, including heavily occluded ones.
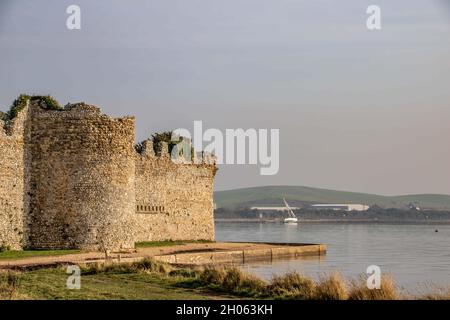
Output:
[214,186,450,210]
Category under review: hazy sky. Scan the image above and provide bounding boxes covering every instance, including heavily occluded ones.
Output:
[1,0,449,194]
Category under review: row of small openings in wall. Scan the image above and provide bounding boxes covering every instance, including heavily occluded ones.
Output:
[136,204,165,214]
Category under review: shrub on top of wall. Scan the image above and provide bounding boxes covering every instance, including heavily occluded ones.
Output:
[29,95,62,111]
[151,131,175,154]
[134,142,145,155]
[4,94,31,121]
[135,131,195,158]
[2,94,63,123]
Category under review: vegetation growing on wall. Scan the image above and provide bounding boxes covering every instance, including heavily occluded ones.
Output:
[134,132,175,155]
[134,142,145,154]
[151,131,196,161]
[1,94,62,126]
[2,94,30,122]
[151,131,175,154]
[30,95,62,111]
[135,131,186,156]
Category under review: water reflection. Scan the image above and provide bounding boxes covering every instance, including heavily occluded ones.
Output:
[215,222,450,291]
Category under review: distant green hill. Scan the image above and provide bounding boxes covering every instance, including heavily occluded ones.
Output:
[214,186,450,210]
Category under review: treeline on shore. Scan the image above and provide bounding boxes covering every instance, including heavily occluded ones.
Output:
[214,206,450,222]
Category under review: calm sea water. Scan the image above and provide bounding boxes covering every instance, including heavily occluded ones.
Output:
[215,222,450,292]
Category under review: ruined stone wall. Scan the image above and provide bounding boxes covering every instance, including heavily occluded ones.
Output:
[135,141,216,242]
[27,102,136,250]
[0,106,29,250]
[1,97,217,251]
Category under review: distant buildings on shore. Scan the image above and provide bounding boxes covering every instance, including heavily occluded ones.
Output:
[310,204,370,212]
[251,203,370,212]
[250,206,301,211]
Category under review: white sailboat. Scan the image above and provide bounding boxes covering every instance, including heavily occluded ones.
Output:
[283,198,298,223]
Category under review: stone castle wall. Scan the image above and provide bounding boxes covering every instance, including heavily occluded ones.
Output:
[0,98,216,251]
[0,106,29,250]
[27,102,137,250]
[135,141,216,242]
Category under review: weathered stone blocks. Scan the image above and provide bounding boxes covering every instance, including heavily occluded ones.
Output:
[0,99,216,251]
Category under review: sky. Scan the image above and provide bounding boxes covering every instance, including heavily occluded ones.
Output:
[0,0,449,195]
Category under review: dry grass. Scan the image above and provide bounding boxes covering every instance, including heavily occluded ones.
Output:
[0,271,26,300]
[416,285,450,300]
[421,292,450,300]
[81,258,171,276]
[222,267,266,295]
[198,266,266,296]
[171,265,450,300]
[348,275,399,300]
[267,271,317,299]
[315,273,349,300]
[2,258,449,300]
[199,267,227,285]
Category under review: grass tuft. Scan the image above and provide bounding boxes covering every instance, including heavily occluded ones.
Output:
[81,258,171,276]
[418,286,450,300]
[348,275,399,300]
[267,271,316,299]
[168,269,198,278]
[315,272,349,300]
[197,266,266,297]
[222,267,266,296]
[199,267,226,286]
[0,271,22,300]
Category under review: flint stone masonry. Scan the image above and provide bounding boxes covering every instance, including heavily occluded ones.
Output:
[0,100,217,251]
[135,150,216,242]
[0,107,29,250]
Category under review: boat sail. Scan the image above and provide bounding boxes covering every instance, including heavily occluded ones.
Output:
[283,198,298,223]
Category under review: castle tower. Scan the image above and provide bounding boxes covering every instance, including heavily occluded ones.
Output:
[26,101,136,250]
